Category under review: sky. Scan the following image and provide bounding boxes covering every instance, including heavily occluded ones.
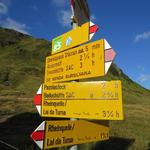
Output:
[0,0,150,89]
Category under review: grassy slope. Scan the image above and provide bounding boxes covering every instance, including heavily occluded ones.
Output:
[107,65,150,150]
[0,27,150,150]
[0,27,50,97]
[80,65,150,150]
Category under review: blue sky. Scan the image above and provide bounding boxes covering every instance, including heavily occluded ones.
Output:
[0,0,150,89]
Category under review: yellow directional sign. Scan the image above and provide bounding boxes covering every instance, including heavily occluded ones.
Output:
[34,80,123,120]
[45,39,111,83]
[52,21,98,54]
[31,120,109,149]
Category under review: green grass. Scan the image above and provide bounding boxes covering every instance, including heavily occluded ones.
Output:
[110,104,150,150]
[0,28,51,97]
[0,97,36,123]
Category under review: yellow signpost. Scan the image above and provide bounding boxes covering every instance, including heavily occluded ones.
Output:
[31,1,124,149]
[34,80,123,120]
[52,21,98,54]
[31,120,109,149]
[45,39,107,83]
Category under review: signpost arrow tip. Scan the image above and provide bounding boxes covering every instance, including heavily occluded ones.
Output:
[30,121,45,149]
[33,85,42,115]
[104,39,116,74]
[105,48,116,62]
[89,21,99,40]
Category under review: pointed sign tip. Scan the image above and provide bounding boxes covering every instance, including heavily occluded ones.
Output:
[105,61,112,74]
[31,132,44,149]
[90,24,99,34]
[37,85,42,94]
[89,22,99,40]
[105,48,116,62]
[112,49,116,59]
[90,21,94,26]
[95,24,99,31]
[104,39,112,50]
[33,85,42,115]
[33,94,42,105]
[30,122,45,149]
[30,132,34,140]
[31,131,45,141]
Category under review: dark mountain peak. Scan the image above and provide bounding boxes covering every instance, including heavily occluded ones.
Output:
[109,63,123,77]
[0,27,28,37]
[0,27,30,47]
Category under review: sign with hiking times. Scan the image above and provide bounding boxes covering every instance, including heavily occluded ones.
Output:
[45,39,116,83]
[33,80,123,120]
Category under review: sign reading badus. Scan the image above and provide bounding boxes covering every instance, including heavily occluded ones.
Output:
[33,80,123,120]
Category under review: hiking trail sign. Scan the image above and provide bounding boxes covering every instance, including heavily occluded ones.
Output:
[31,0,124,148]
[45,39,116,83]
[31,120,109,149]
[52,21,98,54]
[33,80,123,120]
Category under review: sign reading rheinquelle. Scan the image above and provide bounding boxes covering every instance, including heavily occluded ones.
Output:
[33,80,123,120]
[31,120,109,149]
[45,39,116,83]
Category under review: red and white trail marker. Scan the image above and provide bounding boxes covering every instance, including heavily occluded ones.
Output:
[30,121,45,149]
[34,85,42,114]
[89,21,99,40]
[104,39,116,74]
[31,120,109,149]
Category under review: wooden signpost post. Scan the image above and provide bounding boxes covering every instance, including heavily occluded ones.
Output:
[31,0,123,149]
[70,0,90,26]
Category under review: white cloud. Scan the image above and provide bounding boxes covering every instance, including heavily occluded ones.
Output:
[51,0,68,7]
[137,74,150,83]
[58,10,71,27]
[51,0,71,28]
[0,2,8,14]
[0,0,11,6]
[134,30,150,42]
[0,18,30,34]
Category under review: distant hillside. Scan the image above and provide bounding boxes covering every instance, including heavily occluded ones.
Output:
[0,27,50,97]
[0,27,150,150]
